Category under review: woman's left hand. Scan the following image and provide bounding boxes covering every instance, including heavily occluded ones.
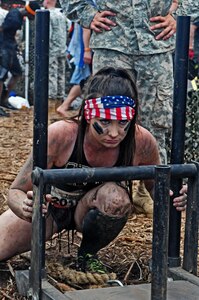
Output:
[171,185,187,211]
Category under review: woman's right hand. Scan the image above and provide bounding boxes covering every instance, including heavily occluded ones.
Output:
[22,191,48,223]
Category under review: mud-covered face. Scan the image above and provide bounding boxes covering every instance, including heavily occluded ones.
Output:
[87,118,131,148]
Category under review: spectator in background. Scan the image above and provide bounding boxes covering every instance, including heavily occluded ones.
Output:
[0,1,40,116]
[43,0,67,102]
[57,0,96,116]
[57,25,92,116]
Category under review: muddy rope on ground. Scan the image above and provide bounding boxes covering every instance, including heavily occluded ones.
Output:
[47,262,117,286]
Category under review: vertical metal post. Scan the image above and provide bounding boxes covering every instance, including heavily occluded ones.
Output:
[30,171,45,300]
[29,10,49,300]
[33,9,49,170]
[183,162,199,274]
[151,166,170,300]
[168,16,190,267]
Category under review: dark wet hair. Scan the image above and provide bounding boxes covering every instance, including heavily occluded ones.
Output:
[77,67,138,166]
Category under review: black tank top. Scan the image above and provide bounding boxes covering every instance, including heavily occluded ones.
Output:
[52,139,120,192]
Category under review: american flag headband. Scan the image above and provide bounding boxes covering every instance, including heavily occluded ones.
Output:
[84,95,136,121]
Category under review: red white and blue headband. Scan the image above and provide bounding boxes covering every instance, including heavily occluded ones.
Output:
[84,95,136,121]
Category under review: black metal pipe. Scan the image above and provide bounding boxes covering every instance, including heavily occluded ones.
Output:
[32,163,197,186]
[183,162,199,274]
[168,16,190,267]
[30,9,49,298]
[151,166,171,300]
[30,174,45,299]
[33,10,49,170]
[170,16,190,164]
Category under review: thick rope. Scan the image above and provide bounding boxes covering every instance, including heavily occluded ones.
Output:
[47,262,116,286]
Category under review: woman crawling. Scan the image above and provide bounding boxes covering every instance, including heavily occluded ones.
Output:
[0,67,187,272]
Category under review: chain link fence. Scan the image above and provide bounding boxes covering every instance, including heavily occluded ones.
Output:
[184,88,199,162]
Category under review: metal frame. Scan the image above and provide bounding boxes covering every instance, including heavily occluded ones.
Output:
[168,16,191,267]
[27,163,198,299]
[16,162,199,299]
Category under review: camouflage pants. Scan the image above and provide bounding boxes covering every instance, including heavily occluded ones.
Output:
[93,49,174,164]
[48,55,66,100]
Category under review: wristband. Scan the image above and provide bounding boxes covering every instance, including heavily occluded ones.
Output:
[84,48,91,52]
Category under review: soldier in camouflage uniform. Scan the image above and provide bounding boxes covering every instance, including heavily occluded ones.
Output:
[0,1,40,115]
[59,0,199,164]
[43,0,67,101]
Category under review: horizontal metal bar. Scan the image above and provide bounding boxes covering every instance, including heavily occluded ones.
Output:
[32,164,197,186]
[168,267,199,287]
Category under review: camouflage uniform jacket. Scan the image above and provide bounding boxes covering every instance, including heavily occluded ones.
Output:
[48,8,67,56]
[60,0,199,55]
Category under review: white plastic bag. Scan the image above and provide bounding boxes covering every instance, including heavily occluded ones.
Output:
[8,96,30,109]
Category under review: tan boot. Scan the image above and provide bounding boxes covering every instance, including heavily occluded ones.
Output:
[132,180,153,218]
